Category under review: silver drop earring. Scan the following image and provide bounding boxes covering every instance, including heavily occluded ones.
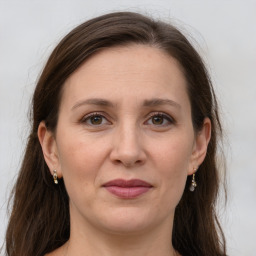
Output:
[189,168,197,192]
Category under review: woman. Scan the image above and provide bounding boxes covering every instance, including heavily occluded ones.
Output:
[5,12,227,256]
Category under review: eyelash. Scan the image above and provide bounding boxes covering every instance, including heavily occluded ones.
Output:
[81,112,110,126]
[145,112,175,126]
[80,112,175,127]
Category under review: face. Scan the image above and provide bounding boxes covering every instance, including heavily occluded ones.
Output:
[39,44,210,236]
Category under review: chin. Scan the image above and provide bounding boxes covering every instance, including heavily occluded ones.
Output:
[94,206,160,235]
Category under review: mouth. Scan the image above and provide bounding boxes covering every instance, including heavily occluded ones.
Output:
[102,179,153,199]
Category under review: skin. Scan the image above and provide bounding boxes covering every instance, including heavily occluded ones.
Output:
[38,44,211,256]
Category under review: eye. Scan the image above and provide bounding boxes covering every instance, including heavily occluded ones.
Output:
[145,112,174,126]
[81,113,110,126]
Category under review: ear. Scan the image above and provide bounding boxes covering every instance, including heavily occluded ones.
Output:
[38,121,62,178]
[188,118,211,175]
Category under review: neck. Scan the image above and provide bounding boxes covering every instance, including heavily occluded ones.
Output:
[64,215,178,256]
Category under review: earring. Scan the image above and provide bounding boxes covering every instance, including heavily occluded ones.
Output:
[189,168,197,192]
[53,170,58,184]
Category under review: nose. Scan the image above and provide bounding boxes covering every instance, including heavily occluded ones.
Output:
[110,123,146,167]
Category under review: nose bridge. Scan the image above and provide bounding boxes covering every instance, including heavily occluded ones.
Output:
[110,118,145,166]
[119,120,139,149]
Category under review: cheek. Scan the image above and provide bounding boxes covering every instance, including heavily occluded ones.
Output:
[152,134,193,204]
[56,134,110,212]
[56,130,109,194]
[57,127,107,168]
[153,132,193,174]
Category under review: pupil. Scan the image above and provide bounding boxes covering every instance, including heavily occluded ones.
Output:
[91,116,102,125]
[152,116,163,125]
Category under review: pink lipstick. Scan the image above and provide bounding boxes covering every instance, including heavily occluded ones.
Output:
[103,179,152,199]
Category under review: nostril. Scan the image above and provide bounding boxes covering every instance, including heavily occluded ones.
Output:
[114,159,122,165]
[109,138,147,167]
[123,159,144,167]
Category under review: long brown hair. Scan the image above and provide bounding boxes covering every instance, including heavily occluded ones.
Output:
[5,12,226,256]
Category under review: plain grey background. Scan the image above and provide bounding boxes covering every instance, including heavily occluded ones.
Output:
[1,1,256,255]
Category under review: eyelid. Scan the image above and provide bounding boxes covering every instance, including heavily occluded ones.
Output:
[80,112,112,125]
[145,112,175,125]
[79,111,175,126]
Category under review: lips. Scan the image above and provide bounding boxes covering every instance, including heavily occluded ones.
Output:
[103,179,153,199]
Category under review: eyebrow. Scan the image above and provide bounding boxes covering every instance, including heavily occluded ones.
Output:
[71,97,181,110]
[71,98,115,110]
[143,98,181,109]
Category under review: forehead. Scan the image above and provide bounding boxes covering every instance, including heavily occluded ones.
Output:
[61,44,189,108]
